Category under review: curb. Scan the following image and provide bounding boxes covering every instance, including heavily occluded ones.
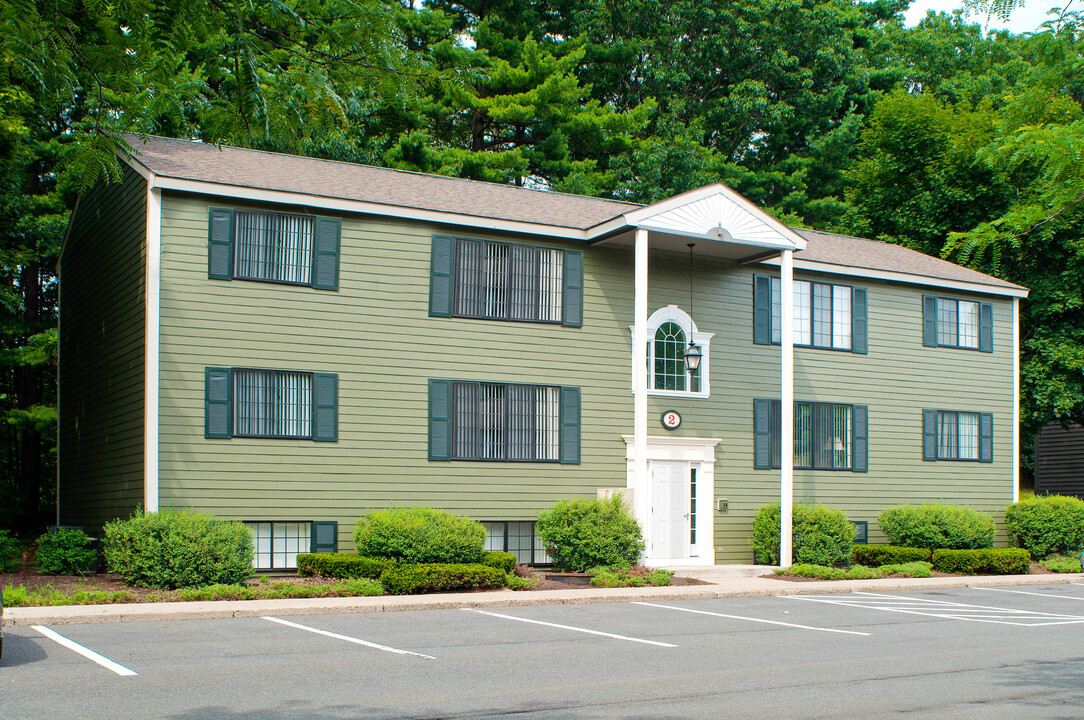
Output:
[5,572,1083,626]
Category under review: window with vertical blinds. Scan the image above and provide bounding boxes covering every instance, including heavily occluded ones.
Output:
[771,277,853,350]
[769,400,854,470]
[451,382,560,461]
[937,411,980,460]
[234,369,313,439]
[234,211,315,284]
[454,239,564,322]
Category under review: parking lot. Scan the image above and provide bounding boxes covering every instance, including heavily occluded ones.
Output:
[4,584,1084,719]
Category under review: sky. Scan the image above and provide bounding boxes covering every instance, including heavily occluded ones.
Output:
[903,0,1075,33]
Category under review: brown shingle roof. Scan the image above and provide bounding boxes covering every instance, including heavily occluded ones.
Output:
[793,229,1025,292]
[123,134,640,230]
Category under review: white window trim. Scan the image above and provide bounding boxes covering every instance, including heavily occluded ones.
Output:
[629,305,714,399]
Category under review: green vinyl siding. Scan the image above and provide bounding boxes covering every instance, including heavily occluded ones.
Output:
[155,193,1016,563]
[58,164,147,531]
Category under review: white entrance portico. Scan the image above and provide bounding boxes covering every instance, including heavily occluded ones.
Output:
[587,184,807,566]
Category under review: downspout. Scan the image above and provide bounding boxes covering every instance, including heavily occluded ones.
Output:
[633,228,649,552]
[145,178,161,512]
[780,249,794,567]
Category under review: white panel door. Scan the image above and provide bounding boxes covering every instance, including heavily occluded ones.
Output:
[650,461,689,560]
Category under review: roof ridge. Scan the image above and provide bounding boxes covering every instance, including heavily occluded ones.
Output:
[123,133,641,208]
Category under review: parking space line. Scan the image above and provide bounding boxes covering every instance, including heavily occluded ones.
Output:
[261,617,435,659]
[785,592,1084,627]
[973,587,1084,602]
[633,602,871,636]
[464,608,677,647]
[32,626,138,676]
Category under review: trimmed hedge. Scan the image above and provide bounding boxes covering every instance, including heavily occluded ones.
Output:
[851,544,932,567]
[36,528,97,575]
[750,502,855,566]
[353,507,485,564]
[103,510,254,589]
[1005,495,1084,559]
[481,551,516,574]
[379,562,506,595]
[879,504,995,549]
[536,496,644,572]
[931,548,1030,575]
[297,553,394,579]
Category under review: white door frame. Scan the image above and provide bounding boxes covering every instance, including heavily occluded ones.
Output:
[622,435,720,565]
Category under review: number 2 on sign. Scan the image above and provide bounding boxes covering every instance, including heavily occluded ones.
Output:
[661,411,681,429]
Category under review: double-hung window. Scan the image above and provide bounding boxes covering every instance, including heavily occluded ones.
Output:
[753,275,867,354]
[923,410,992,462]
[428,380,580,464]
[922,296,993,352]
[205,367,338,442]
[208,208,340,290]
[429,236,584,327]
[753,399,868,472]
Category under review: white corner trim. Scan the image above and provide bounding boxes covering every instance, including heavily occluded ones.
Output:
[145,181,161,512]
[1012,297,1020,503]
[759,256,1029,299]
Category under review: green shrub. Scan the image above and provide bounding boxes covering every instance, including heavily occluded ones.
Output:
[879,561,933,578]
[777,562,933,580]
[481,551,517,574]
[1005,495,1084,559]
[103,509,254,589]
[379,562,506,595]
[590,568,646,588]
[536,496,644,572]
[296,553,394,579]
[0,529,22,572]
[750,502,855,566]
[851,544,932,566]
[878,504,995,549]
[504,573,537,590]
[36,529,97,575]
[931,548,1030,575]
[1041,554,1082,573]
[353,507,485,565]
[645,568,674,586]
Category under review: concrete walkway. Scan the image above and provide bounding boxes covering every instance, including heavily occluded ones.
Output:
[5,570,1083,626]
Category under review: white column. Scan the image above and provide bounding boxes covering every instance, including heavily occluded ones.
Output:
[780,249,794,567]
[145,183,161,513]
[632,228,649,539]
[1012,297,1020,503]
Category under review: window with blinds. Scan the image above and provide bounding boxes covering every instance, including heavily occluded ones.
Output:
[936,298,980,349]
[233,211,315,284]
[937,411,980,460]
[770,400,853,470]
[234,369,313,439]
[451,382,560,461]
[771,277,853,350]
[454,239,564,322]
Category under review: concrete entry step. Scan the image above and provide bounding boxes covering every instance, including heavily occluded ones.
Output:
[655,564,779,579]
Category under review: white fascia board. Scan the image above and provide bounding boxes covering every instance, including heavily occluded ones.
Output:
[152,176,591,241]
[759,257,1029,299]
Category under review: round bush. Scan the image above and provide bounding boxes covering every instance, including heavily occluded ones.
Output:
[878,504,995,549]
[103,510,254,589]
[750,502,855,566]
[535,495,644,572]
[353,507,485,564]
[36,528,97,574]
[1005,495,1084,559]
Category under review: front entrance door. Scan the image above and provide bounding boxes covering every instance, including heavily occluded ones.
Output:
[650,460,690,560]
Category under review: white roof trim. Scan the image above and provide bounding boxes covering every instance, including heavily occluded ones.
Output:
[759,256,1029,298]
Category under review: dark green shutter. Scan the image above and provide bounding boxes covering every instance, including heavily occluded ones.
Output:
[852,288,868,354]
[311,217,340,291]
[753,276,771,345]
[979,303,993,353]
[208,208,234,280]
[428,379,452,460]
[922,409,937,461]
[559,386,581,464]
[922,296,938,347]
[205,367,232,439]
[429,236,455,317]
[562,250,584,327]
[753,398,771,469]
[312,373,338,442]
[852,405,868,473]
[979,413,993,462]
[310,521,338,554]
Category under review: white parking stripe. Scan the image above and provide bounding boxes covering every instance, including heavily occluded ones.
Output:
[32,626,138,676]
[464,608,677,647]
[973,587,1084,602]
[261,617,435,659]
[633,602,871,636]
[786,592,1084,627]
